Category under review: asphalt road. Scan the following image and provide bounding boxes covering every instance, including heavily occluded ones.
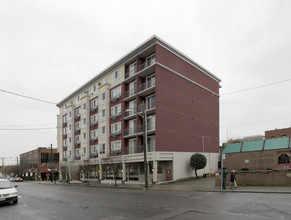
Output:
[1,182,291,220]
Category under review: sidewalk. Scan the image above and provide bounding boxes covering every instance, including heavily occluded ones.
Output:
[36,177,291,194]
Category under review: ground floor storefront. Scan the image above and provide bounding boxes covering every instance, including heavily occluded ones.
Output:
[59,152,219,184]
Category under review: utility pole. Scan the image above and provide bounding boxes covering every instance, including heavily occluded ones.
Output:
[51,144,53,183]
[141,103,149,189]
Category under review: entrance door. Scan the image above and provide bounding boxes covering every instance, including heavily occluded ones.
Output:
[166,169,172,181]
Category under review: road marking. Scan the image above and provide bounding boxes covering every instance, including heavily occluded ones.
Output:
[55,190,90,196]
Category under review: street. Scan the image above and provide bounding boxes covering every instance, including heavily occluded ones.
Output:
[1,182,291,220]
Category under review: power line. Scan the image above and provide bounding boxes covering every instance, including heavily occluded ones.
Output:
[221,78,291,96]
[0,88,56,105]
[0,127,56,131]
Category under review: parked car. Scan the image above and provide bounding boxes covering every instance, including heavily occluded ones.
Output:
[14,177,23,182]
[0,179,18,204]
[8,177,15,182]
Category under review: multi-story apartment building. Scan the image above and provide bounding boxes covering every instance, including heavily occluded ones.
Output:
[57,36,221,183]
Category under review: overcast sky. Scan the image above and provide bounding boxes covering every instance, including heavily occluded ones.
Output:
[1,0,290,164]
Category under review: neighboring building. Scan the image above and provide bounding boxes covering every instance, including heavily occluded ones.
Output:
[56,35,221,183]
[265,127,291,139]
[222,137,291,171]
[20,147,59,181]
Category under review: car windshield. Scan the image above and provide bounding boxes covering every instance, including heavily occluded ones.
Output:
[0,180,13,189]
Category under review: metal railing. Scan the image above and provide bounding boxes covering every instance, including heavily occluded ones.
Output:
[124,127,137,136]
[124,87,137,98]
[138,79,156,92]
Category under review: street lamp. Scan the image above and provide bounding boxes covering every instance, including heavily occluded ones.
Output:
[126,102,149,188]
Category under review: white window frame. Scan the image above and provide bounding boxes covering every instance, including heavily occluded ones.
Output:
[111,103,121,117]
[111,122,121,134]
[146,95,156,110]
[111,140,121,153]
[129,81,136,96]
[129,138,136,154]
[146,54,155,67]
[129,62,137,77]
[99,126,106,138]
[111,85,121,99]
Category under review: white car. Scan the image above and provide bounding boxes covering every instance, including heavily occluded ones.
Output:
[0,179,18,205]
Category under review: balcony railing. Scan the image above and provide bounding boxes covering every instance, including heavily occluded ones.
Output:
[124,145,144,154]
[74,115,80,120]
[110,112,121,120]
[138,79,156,92]
[63,121,67,127]
[138,101,156,112]
[124,127,137,136]
[90,121,98,127]
[125,60,155,79]
[124,87,137,99]
[75,155,81,160]
[75,128,81,133]
[110,94,121,102]
[138,123,155,133]
[63,158,68,161]
[90,137,98,142]
[63,146,67,151]
[75,141,81,148]
[124,108,137,117]
[90,152,98,158]
[90,105,98,112]
[110,130,121,137]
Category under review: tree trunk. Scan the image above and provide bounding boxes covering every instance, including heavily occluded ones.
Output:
[195,169,199,179]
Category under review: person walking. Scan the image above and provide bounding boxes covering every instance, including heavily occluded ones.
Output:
[229,170,237,189]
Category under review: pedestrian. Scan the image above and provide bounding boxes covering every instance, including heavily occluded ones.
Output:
[229,170,237,189]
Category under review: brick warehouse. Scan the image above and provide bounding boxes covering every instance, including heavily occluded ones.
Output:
[56,36,221,183]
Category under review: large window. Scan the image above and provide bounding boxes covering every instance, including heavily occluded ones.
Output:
[99,126,106,138]
[146,95,156,110]
[111,103,121,118]
[111,140,121,153]
[111,122,121,135]
[129,119,136,135]
[129,81,137,96]
[129,62,137,77]
[129,139,137,154]
[100,143,105,154]
[147,115,155,131]
[91,98,98,111]
[111,85,121,100]
[146,54,155,67]
[99,109,106,122]
[147,135,155,152]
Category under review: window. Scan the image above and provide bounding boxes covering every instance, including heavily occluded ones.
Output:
[83,118,86,125]
[99,126,106,138]
[100,143,105,154]
[146,54,155,67]
[111,140,121,153]
[63,127,67,135]
[146,74,156,88]
[83,103,86,109]
[129,62,137,77]
[41,153,49,163]
[75,122,80,130]
[147,135,155,152]
[69,137,71,143]
[99,109,106,122]
[75,108,80,117]
[99,93,106,105]
[63,115,67,123]
[147,115,155,131]
[127,100,136,116]
[111,103,121,117]
[129,81,136,96]
[111,122,121,134]
[112,68,121,84]
[129,119,136,135]
[75,149,80,156]
[75,135,80,142]
[63,139,67,146]
[91,114,98,125]
[91,98,98,110]
[101,77,108,85]
[146,95,156,110]
[76,95,80,103]
[69,124,71,131]
[69,112,71,118]
[83,132,86,140]
[111,86,121,100]
[278,154,290,164]
[91,129,98,139]
[282,135,287,138]
[129,139,136,154]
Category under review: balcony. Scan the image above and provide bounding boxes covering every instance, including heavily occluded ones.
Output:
[75,155,81,160]
[138,80,155,97]
[90,121,98,128]
[90,137,98,142]
[75,128,81,134]
[63,158,68,161]
[124,88,137,101]
[110,112,121,120]
[63,121,67,127]
[63,146,67,151]
[110,94,121,103]
[63,134,67,139]
[110,130,121,138]
[124,145,144,155]
[124,61,156,83]
[124,108,137,120]
[74,141,81,148]
[90,152,98,158]
[74,114,80,120]
[124,127,137,137]
[138,101,156,115]
[90,105,98,113]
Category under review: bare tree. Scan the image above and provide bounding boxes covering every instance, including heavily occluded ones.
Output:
[102,154,123,186]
